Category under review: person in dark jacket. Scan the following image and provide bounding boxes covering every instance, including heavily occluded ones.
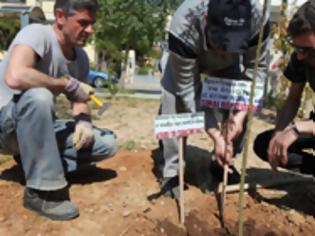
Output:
[254,0,315,176]
[158,0,270,198]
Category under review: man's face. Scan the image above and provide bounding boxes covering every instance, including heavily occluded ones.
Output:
[291,32,315,67]
[61,9,96,46]
[206,30,226,55]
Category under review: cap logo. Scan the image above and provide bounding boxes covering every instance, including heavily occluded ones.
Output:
[224,17,245,27]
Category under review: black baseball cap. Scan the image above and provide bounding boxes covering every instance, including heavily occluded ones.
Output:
[207,0,252,53]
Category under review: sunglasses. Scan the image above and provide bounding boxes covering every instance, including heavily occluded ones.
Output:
[286,36,315,56]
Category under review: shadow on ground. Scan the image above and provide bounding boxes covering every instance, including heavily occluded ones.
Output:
[150,145,214,194]
[247,167,315,216]
[0,164,25,185]
[67,167,117,185]
[150,147,315,216]
[0,160,117,186]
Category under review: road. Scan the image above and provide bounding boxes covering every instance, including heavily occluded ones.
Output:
[96,74,162,100]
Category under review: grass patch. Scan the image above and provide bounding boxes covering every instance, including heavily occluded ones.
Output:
[0,156,11,165]
[126,99,138,107]
[119,140,138,151]
[55,95,72,119]
[117,87,135,94]
[116,96,159,105]
[55,94,159,121]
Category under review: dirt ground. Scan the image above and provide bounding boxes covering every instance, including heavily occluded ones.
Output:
[0,97,315,236]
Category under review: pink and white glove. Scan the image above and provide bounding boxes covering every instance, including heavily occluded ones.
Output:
[63,76,94,102]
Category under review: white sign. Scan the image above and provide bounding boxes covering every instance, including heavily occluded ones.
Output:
[155,112,205,139]
[200,76,264,111]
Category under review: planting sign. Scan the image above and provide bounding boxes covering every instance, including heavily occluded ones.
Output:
[155,112,204,139]
[200,76,264,111]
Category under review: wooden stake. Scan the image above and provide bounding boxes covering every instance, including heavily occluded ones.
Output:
[218,176,314,194]
[178,136,185,225]
[220,163,229,226]
[220,109,233,226]
[238,1,269,235]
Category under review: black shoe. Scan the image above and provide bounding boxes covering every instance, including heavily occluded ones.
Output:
[160,176,189,199]
[23,187,79,221]
[304,184,315,213]
[13,155,22,166]
[160,177,180,199]
[147,177,188,201]
[210,164,241,185]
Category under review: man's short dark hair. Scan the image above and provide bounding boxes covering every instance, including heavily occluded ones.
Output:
[54,0,99,17]
[288,0,315,37]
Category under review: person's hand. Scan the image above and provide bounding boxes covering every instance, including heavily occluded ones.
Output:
[213,134,233,167]
[267,127,299,171]
[63,76,94,102]
[73,121,95,150]
[223,112,245,143]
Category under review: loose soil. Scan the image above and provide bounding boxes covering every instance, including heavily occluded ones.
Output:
[0,97,314,235]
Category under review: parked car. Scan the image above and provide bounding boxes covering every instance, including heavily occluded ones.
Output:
[87,70,119,88]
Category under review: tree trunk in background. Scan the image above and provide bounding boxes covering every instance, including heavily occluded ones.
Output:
[119,48,130,89]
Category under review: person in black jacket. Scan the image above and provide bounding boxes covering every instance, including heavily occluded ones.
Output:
[254,0,315,176]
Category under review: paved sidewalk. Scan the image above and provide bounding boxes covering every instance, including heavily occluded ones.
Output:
[96,74,162,99]
[124,74,161,93]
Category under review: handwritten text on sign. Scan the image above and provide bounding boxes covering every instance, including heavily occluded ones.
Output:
[200,77,264,111]
[155,112,205,139]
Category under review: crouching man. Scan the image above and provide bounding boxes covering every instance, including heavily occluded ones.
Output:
[0,0,117,220]
[254,0,315,177]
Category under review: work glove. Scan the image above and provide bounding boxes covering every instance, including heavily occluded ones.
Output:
[73,114,95,150]
[63,75,94,102]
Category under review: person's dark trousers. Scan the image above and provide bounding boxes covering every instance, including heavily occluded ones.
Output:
[254,129,315,176]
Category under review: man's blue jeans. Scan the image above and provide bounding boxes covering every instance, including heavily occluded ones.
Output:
[0,88,117,191]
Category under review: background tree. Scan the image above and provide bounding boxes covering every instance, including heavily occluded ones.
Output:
[94,0,181,85]
[0,19,19,52]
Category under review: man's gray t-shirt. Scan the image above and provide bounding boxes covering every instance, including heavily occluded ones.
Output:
[0,23,89,109]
